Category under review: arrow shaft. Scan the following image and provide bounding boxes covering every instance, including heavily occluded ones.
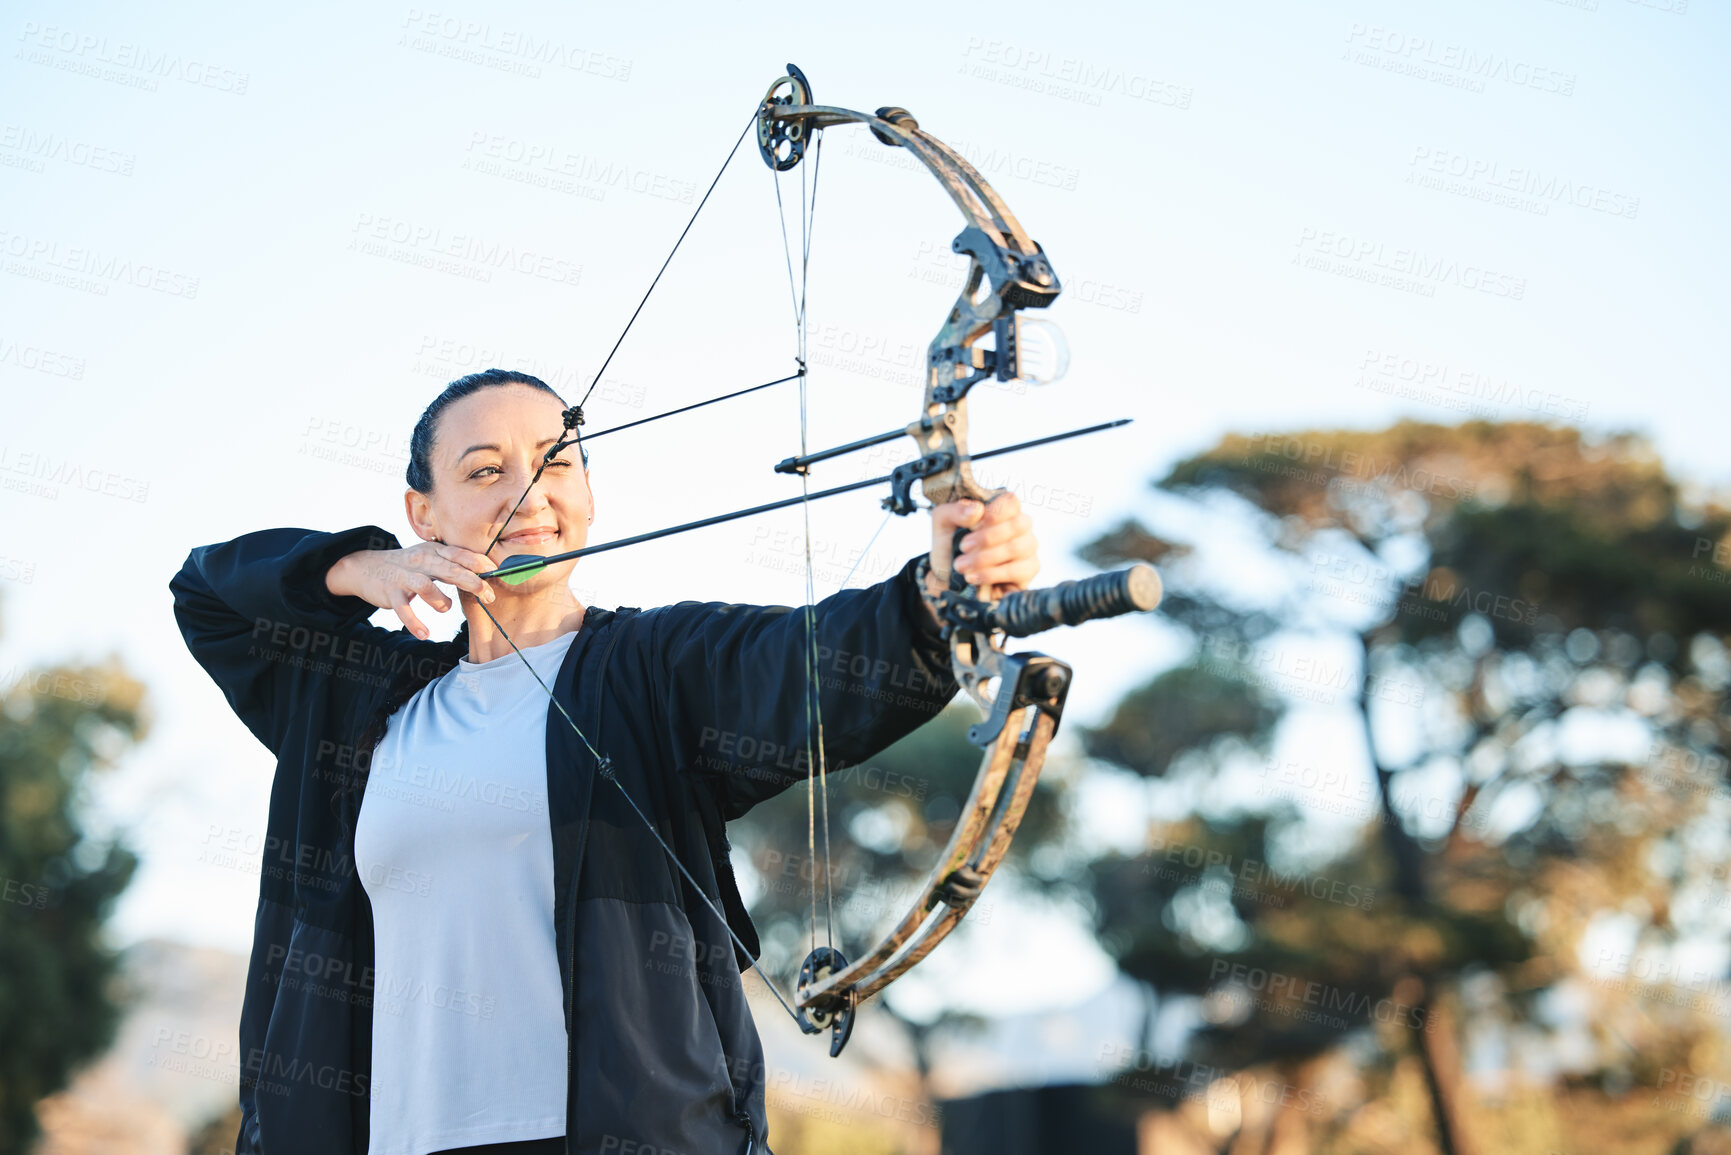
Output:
[480,418,1130,581]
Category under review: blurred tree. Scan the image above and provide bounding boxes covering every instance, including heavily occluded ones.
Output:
[0,623,147,1155]
[1078,422,1731,1154]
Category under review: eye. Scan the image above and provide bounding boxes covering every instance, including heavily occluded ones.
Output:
[468,465,502,480]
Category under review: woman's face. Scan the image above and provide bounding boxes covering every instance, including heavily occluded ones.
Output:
[406,384,594,584]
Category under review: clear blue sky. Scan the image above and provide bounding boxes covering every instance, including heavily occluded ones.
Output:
[1,0,1725,1015]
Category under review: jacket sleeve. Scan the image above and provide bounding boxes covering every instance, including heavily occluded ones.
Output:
[168,526,409,754]
[656,555,959,815]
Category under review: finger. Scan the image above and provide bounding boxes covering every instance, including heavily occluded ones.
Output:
[967,557,1041,593]
[978,491,1023,523]
[941,495,1020,563]
[956,521,1036,567]
[391,592,430,640]
[958,513,1033,554]
[427,553,496,603]
[932,498,987,534]
[955,536,1031,581]
[437,544,501,575]
[411,574,454,614]
[956,548,1037,588]
[928,499,986,582]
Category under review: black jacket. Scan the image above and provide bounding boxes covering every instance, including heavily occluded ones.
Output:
[169,526,957,1155]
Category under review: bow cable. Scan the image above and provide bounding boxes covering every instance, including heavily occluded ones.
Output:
[771,126,840,970]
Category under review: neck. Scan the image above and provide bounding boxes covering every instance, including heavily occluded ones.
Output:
[461,582,586,663]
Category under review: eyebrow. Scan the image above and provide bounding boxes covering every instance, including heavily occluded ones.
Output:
[457,437,565,462]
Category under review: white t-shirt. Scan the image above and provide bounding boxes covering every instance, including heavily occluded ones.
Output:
[354,630,577,1155]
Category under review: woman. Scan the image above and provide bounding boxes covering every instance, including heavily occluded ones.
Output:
[171,368,1040,1155]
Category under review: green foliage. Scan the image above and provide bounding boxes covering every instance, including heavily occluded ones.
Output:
[1084,662,1280,780]
[1421,496,1730,649]
[1079,419,1731,1150]
[0,652,147,1152]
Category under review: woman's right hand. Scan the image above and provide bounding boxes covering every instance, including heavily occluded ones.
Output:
[325,543,497,640]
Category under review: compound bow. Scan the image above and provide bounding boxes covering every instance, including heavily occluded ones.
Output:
[474,63,1162,1057]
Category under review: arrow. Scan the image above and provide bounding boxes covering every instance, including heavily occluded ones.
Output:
[483,418,1131,584]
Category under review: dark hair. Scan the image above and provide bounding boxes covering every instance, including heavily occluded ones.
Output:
[405,367,587,493]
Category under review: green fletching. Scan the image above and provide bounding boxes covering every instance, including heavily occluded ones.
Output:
[495,555,546,585]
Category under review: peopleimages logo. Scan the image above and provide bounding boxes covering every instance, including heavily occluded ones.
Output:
[397,9,631,81]
[0,446,149,503]
[0,227,200,299]
[15,22,250,94]
[1343,24,1576,97]
[0,336,85,379]
[1294,227,1526,301]
[1146,834,1380,910]
[1353,348,1590,423]
[347,212,581,288]
[1207,960,1432,1033]
[958,37,1193,110]
[0,124,136,176]
[1407,147,1640,220]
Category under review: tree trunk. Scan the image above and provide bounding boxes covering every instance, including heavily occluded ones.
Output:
[1359,633,1427,904]
[1357,634,1477,1155]
[1405,978,1481,1155]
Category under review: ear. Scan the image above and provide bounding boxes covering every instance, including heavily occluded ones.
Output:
[404,488,439,543]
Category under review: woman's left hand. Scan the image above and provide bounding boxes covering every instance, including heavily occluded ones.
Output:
[927,491,1040,603]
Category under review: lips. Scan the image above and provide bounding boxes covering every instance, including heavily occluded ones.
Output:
[500,526,559,548]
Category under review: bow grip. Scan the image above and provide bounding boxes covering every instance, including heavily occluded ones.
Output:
[988,564,1162,637]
